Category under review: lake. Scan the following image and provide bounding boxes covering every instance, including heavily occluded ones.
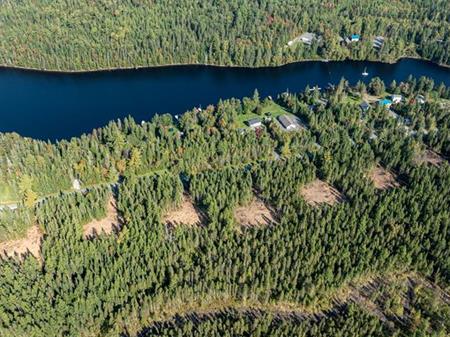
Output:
[0,58,449,141]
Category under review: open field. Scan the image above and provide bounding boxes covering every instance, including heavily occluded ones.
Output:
[236,102,295,128]
[369,166,400,190]
[163,195,204,227]
[83,197,121,239]
[300,179,345,206]
[0,225,42,260]
[234,198,277,227]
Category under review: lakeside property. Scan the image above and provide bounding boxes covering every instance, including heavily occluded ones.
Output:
[1,58,450,141]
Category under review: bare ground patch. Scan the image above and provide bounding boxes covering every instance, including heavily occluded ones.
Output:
[83,197,121,239]
[369,166,400,190]
[300,179,344,206]
[234,198,277,227]
[163,195,204,227]
[415,149,445,167]
[0,225,42,260]
[363,93,381,103]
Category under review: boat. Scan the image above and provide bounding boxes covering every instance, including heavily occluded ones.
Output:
[362,67,369,76]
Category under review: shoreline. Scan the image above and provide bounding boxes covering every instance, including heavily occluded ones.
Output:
[1,56,449,74]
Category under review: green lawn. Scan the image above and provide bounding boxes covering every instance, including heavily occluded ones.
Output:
[0,184,18,205]
[236,102,295,128]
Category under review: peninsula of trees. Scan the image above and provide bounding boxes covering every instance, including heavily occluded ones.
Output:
[0,0,449,71]
[0,76,449,336]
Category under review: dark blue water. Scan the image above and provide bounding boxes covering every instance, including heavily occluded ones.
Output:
[0,59,449,141]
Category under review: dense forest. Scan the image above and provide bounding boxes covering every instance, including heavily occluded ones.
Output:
[0,77,449,336]
[0,0,449,71]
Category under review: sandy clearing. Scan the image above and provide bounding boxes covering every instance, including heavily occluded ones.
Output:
[369,166,400,190]
[300,179,344,206]
[363,93,381,103]
[163,195,203,227]
[234,198,277,227]
[415,149,445,167]
[0,225,42,260]
[83,197,120,239]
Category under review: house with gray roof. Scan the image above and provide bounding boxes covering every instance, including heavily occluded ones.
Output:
[246,118,262,128]
[278,115,297,131]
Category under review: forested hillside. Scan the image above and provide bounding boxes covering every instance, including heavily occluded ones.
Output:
[0,0,449,70]
[0,77,449,336]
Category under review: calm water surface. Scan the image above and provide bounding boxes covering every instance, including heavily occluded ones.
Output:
[0,59,449,141]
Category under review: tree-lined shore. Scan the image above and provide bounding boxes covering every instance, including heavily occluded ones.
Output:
[0,0,449,71]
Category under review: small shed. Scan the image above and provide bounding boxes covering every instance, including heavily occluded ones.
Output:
[360,101,371,112]
[416,95,426,104]
[72,179,82,191]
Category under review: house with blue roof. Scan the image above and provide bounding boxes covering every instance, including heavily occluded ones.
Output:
[351,34,361,42]
[378,98,393,108]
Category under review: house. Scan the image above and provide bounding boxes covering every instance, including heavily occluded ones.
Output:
[246,118,262,128]
[351,34,361,42]
[378,98,392,108]
[278,115,297,131]
[360,101,371,112]
[373,36,385,49]
[288,32,317,46]
[391,94,402,104]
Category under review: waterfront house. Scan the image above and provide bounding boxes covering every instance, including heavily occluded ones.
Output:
[278,115,297,131]
[378,98,392,108]
[246,118,262,128]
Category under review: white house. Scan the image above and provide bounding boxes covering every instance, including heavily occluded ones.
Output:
[391,94,403,104]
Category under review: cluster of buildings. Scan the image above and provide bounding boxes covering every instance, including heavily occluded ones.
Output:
[359,93,426,130]
[246,114,300,132]
[288,32,387,52]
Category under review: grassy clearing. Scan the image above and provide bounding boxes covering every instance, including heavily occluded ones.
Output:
[236,102,295,128]
[0,184,18,204]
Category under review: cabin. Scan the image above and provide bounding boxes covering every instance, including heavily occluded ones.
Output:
[360,101,371,113]
[391,94,402,104]
[378,98,392,108]
[351,34,361,42]
[246,118,262,128]
[277,115,297,131]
